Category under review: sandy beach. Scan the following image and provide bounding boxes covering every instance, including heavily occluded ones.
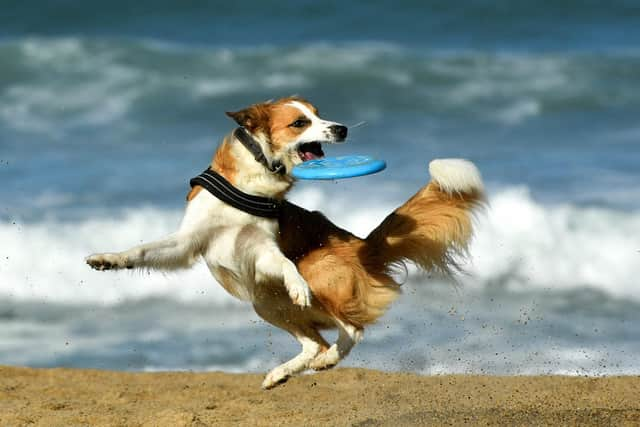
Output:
[1,366,638,426]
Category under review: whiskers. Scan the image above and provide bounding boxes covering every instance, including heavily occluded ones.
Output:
[348,121,367,130]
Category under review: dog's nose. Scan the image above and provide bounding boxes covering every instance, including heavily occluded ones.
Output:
[330,125,348,140]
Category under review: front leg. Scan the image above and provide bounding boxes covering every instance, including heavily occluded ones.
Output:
[86,232,205,272]
[87,189,218,272]
[281,258,312,307]
[253,241,311,307]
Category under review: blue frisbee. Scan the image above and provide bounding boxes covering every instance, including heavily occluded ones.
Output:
[292,155,386,180]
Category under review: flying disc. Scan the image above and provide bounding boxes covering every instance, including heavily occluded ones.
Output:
[292,155,386,180]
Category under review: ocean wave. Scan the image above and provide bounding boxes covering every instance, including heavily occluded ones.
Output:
[468,187,640,298]
[0,208,235,305]
[2,37,640,135]
[1,186,639,304]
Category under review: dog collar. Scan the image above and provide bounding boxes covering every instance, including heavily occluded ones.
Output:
[234,127,285,175]
[190,168,282,218]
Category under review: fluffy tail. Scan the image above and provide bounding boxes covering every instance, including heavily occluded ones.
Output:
[365,158,486,280]
[280,159,485,329]
[336,159,485,328]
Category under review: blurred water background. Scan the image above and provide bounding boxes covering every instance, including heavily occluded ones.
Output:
[1,1,639,375]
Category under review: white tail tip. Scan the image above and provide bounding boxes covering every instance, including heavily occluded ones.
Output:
[429,159,484,194]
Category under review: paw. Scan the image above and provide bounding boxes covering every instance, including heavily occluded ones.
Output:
[287,278,311,307]
[85,253,130,271]
[283,267,311,308]
[261,367,290,389]
[309,345,340,371]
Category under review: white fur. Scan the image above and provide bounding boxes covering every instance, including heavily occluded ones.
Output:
[289,101,342,144]
[428,158,484,194]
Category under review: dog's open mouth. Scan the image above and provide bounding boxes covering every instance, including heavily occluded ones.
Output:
[297,142,325,162]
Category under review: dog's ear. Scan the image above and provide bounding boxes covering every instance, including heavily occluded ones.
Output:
[226,105,270,133]
[225,110,250,126]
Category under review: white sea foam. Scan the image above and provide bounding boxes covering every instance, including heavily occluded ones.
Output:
[468,186,640,298]
[1,186,639,304]
[0,208,238,305]
[496,98,541,125]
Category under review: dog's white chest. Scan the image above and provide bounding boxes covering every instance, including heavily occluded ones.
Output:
[186,191,280,301]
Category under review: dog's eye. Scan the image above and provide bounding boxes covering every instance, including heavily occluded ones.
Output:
[289,119,309,128]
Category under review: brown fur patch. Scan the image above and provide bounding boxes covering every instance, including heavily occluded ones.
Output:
[268,103,312,152]
[186,134,240,201]
[277,202,400,329]
[186,186,202,201]
[211,135,238,184]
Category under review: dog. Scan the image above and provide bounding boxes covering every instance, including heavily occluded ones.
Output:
[86,96,485,389]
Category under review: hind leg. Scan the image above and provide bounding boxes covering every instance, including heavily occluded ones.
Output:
[310,319,363,371]
[262,328,329,389]
[253,295,330,389]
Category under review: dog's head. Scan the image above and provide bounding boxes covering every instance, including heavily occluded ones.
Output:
[226,97,347,175]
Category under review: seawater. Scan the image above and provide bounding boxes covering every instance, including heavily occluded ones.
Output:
[1,1,639,375]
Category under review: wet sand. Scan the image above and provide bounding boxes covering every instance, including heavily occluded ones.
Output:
[1,366,639,426]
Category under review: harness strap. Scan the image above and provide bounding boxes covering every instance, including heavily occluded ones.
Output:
[233,127,285,174]
[190,169,282,218]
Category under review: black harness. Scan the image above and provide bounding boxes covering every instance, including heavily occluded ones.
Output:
[189,128,285,218]
[190,168,282,218]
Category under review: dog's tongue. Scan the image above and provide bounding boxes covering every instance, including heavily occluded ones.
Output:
[301,151,319,161]
[299,142,325,162]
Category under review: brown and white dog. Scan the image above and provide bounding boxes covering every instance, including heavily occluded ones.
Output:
[86,96,485,389]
